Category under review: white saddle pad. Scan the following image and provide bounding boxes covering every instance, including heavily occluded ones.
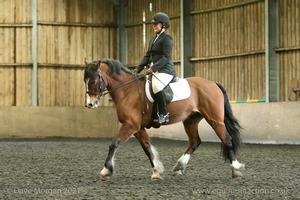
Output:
[145,77,191,103]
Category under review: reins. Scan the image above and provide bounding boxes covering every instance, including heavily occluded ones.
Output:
[101,74,146,96]
[101,73,147,114]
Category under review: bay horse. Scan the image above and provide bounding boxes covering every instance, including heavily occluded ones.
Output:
[84,58,245,180]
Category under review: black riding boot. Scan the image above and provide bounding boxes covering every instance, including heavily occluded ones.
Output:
[153,91,169,124]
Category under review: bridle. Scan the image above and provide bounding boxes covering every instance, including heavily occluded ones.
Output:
[86,69,107,98]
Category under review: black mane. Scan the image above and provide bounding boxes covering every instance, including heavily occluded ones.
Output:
[100,59,133,75]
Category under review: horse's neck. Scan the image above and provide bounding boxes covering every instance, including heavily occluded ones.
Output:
[108,73,131,88]
[108,74,144,104]
[107,74,132,97]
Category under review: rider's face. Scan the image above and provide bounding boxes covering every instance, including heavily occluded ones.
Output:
[153,22,163,33]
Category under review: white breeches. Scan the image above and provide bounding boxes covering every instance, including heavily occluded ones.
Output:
[151,72,173,94]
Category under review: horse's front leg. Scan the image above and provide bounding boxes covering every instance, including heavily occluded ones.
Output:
[134,129,164,180]
[100,122,137,181]
[100,138,120,180]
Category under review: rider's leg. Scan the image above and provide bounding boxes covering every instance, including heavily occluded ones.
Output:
[153,91,169,124]
[152,72,173,124]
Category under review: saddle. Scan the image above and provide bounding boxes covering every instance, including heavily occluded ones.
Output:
[145,75,191,103]
[145,75,191,128]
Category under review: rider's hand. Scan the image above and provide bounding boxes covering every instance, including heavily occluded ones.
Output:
[146,68,153,74]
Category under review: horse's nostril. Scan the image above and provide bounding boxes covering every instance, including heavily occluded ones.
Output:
[85,103,93,108]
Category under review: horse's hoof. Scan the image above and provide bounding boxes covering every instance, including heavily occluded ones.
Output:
[100,167,112,181]
[232,169,243,178]
[173,170,183,176]
[151,175,163,181]
[231,162,245,178]
[100,175,111,181]
[151,169,163,180]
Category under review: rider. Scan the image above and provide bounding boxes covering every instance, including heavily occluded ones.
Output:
[133,12,176,124]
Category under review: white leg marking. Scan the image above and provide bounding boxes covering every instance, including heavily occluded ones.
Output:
[173,154,191,175]
[100,166,111,181]
[151,145,164,180]
[231,160,245,170]
[100,167,110,176]
[100,154,115,181]
[231,160,245,178]
[178,154,191,166]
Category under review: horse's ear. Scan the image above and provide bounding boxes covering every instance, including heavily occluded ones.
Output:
[95,60,101,69]
[84,58,91,65]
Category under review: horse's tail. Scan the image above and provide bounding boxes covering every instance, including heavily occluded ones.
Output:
[216,82,242,162]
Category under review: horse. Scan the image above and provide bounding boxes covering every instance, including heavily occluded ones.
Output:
[83,58,245,180]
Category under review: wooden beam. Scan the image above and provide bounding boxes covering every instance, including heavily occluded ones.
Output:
[274,46,300,52]
[190,50,265,62]
[0,23,32,27]
[0,63,33,67]
[190,0,263,15]
[38,21,118,28]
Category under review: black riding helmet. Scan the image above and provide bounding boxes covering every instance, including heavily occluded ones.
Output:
[151,12,170,28]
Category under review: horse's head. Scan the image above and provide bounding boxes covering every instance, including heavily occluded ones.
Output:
[84,58,106,108]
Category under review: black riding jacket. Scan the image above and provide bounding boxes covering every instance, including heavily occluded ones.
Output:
[136,31,176,76]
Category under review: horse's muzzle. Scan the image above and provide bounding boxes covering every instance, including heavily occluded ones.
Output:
[86,100,99,109]
[85,95,99,108]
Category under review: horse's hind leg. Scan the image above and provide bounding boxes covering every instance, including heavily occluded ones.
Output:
[173,113,202,175]
[134,129,164,180]
[207,119,245,178]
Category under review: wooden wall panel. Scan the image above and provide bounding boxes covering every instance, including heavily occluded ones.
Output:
[192,0,265,100]
[36,0,117,106]
[0,0,32,106]
[15,28,32,106]
[194,55,265,100]
[1,0,300,107]
[36,26,116,106]
[278,0,300,101]
[0,27,15,106]
[126,0,266,99]
[0,0,117,106]
[126,0,181,77]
